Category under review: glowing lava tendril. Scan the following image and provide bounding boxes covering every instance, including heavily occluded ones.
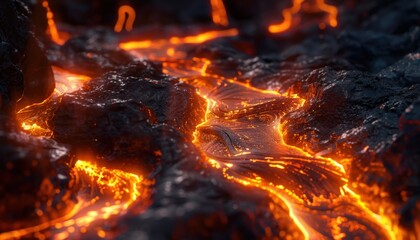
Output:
[210,0,229,26]
[119,28,238,50]
[269,0,338,33]
[114,5,136,33]
[0,160,151,240]
[41,0,66,45]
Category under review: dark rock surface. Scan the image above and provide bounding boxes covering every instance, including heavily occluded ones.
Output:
[45,60,205,167]
[47,28,134,77]
[180,0,420,235]
[0,0,55,113]
[116,125,302,240]
[2,0,420,238]
[0,0,75,233]
[0,129,77,232]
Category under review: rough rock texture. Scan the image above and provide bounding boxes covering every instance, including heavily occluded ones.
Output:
[381,100,420,230]
[0,0,28,115]
[48,28,134,77]
[0,129,77,232]
[116,125,303,240]
[183,0,420,235]
[0,0,55,112]
[46,60,205,167]
[3,0,420,238]
[0,0,75,233]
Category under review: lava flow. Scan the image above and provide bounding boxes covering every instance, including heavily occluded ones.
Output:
[11,22,395,240]
[119,28,238,50]
[269,0,338,33]
[157,58,398,239]
[3,0,417,238]
[6,67,151,239]
[18,67,91,137]
[0,159,151,240]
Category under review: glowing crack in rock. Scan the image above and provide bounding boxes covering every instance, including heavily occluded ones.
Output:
[0,160,151,239]
[17,67,91,137]
[159,58,397,240]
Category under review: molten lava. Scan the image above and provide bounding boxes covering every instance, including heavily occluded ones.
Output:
[114,5,136,33]
[17,67,91,137]
[269,0,338,33]
[210,0,229,26]
[119,28,238,51]
[41,0,67,45]
[0,160,151,239]
[7,1,407,238]
[159,58,398,239]
[52,67,92,96]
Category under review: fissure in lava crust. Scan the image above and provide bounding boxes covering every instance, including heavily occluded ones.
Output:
[0,0,419,239]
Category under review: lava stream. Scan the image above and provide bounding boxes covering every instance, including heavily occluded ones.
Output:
[0,160,151,240]
[160,58,397,240]
[7,66,151,239]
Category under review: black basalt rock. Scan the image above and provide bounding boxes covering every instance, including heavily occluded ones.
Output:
[0,129,77,232]
[0,0,55,113]
[47,28,135,77]
[47,60,205,166]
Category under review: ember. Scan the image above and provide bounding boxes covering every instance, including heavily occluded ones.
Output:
[1,0,419,239]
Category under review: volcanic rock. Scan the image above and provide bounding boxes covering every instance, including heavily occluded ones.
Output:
[0,129,77,232]
[116,125,303,240]
[48,28,134,77]
[46,60,205,166]
[0,0,55,113]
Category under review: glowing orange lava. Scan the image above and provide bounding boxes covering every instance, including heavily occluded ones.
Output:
[210,0,229,26]
[315,0,338,27]
[114,5,137,33]
[41,0,67,45]
[74,160,144,202]
[17,67,91,136]
[269,0,338,33]
[119,28,238,50]
[161,58,398,239]
[52,67,92,96]
[0,160,151,240]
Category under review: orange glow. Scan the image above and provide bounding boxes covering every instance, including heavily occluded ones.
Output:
[161,57,398,239]
[195,89,396,239]
[218,162,310,239]
[269,0,338,33]
[119,28,238,50]
[316,0,338,27]
[114,5,137,33]
[269,0,304,34]
[17,67,91,136]
[21,122,52,137]
[344,185,398,240]
[210,0,229,26]
[52,67,92,96]
[74,160,144,202]
[42,0,66,45]
[0,160,151,239]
